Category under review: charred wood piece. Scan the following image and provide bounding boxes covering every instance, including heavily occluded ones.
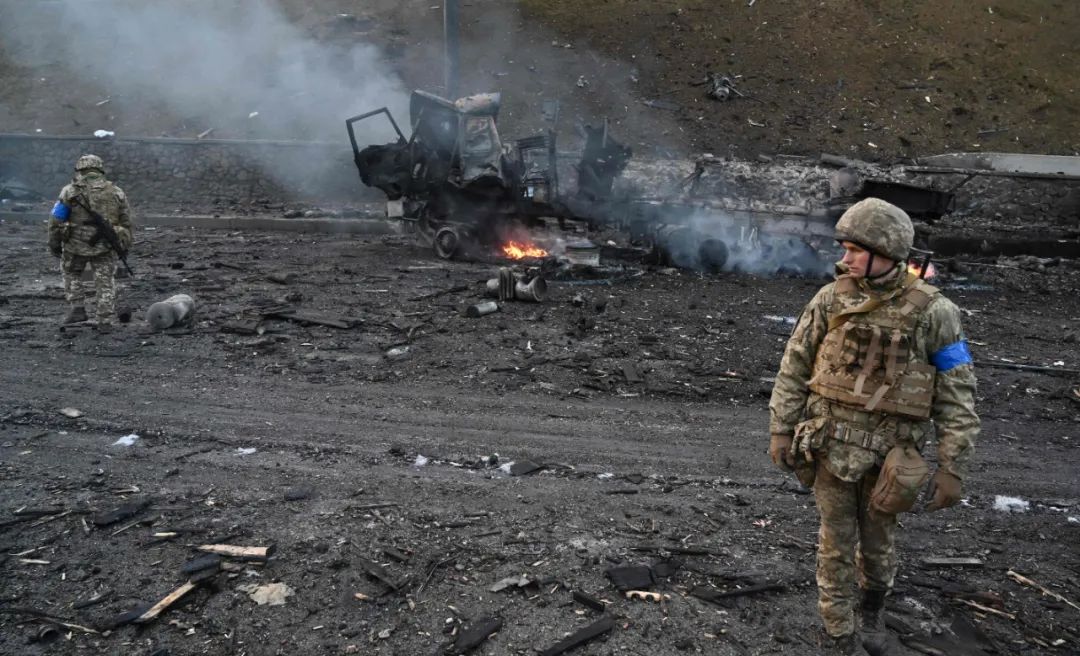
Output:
[445,616,502,655]
[691,583,785,606]
[538,616,614,656]
[92,499,151,527]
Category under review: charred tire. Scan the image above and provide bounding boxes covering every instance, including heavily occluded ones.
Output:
[434,227,462,260]
[699,238,729,273]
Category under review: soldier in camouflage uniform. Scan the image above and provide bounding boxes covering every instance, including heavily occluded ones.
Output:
[48,154,133,332]
[767,198,979,655]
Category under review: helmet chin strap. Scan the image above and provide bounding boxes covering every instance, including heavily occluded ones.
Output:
[864,252,899,280]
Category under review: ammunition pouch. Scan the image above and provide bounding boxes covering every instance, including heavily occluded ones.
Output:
[869,444,929,515]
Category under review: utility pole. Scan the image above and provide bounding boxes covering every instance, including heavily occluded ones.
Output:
[443,0,460,99]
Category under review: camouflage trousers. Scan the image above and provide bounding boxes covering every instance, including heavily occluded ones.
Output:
[814,463,898,637]
[62,250,118,325]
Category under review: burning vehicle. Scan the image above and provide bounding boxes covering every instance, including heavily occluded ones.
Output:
[347,90,956,276]
[347,90,630,262]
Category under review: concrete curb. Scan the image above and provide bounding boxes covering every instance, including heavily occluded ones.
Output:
[0,211,401,235]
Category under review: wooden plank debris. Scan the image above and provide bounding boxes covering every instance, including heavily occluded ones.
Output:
[196,544,275,561]
[265,310,352,329]
[955,598,1015,620]
[538,616,614,656]
[572,590,606,612]
[691,583,785,605]
[133,581,197,624]
[180,554,222,576]
[92,499,150,527]
[974,361,1080,376]
[1007,570,1080,613]
[921,556,984,568]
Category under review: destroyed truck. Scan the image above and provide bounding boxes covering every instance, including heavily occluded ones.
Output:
[347,90,957,274]
[347,90,630,260]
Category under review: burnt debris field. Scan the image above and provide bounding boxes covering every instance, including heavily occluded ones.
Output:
[1,221,1078,655]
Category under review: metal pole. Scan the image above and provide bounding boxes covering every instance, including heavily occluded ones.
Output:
[443,0,459,99]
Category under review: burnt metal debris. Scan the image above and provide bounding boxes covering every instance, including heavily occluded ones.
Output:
[345,89,973,275]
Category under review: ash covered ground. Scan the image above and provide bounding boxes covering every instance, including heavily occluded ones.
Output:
[1,220,1078,655]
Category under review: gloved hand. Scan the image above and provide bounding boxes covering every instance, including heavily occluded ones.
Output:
[769,434,795,471]
[924,470,962,512]
[49,241,62,258]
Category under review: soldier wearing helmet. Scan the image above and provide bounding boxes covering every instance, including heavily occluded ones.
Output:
[767,198,979,654]
[48,154,133,331]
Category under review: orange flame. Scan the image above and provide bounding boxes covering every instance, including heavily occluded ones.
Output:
[908,261,937,279]
[502,241,548,259]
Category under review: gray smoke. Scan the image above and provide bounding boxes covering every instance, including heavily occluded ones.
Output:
[656,210,833,278]
[0,0,408,143]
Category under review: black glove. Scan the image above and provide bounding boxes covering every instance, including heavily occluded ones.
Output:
[49,242,62,258]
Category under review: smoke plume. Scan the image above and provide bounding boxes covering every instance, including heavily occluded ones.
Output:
[656,210,833,278]
[0,0,408,143]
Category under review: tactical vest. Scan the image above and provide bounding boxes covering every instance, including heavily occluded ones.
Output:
[62,177,122,254]
[808,273,939,421]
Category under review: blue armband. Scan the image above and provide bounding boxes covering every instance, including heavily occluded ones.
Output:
[930,340,973,372]
[51,201,71,221]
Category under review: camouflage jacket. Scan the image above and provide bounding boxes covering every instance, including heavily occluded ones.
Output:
[49,172,132,258]
[769,266,979,482]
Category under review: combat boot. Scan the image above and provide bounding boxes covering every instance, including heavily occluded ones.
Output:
[830,633,870,656]
[861,589,887,633]
[63,306,88,324]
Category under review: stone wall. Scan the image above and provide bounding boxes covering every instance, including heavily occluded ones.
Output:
[0,133,380,206]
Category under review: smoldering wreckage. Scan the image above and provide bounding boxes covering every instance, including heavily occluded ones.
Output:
[1,88,1080,656]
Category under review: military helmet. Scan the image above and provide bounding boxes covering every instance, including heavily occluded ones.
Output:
[75,154,105,173]
[834,198,913,262]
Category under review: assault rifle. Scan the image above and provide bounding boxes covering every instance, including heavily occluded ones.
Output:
[69,196,133,275]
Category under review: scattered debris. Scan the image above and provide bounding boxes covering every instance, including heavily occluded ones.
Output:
[921,556,984,568]
[1007,570,1080,613]
[112,433,140,447]
[357,556,406,592]
[993,496,1030,513]
[642,99,681,111]
[702,72,746,101]
[465,301,499,318]
[92,498,150,527]
[489,574,531,593]
[134,581,198,624]
[239,582,294,606]
[975,360,1080,376]
[180,554,222,577]
[506,460,543,476]
[283,486,314,502]
[537,615,614,656]
[691,583,785,605]
[572,590,606,612]
[235,447,257,456]
[445,616,502,655]
[58,407,83,418]
[93,129,115,138]
[485,268,547,302]
[605,564,654,591]
[196,544,275,561]
[146,294,196,331]
[625,590,666,602]
[265,309,354,329]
